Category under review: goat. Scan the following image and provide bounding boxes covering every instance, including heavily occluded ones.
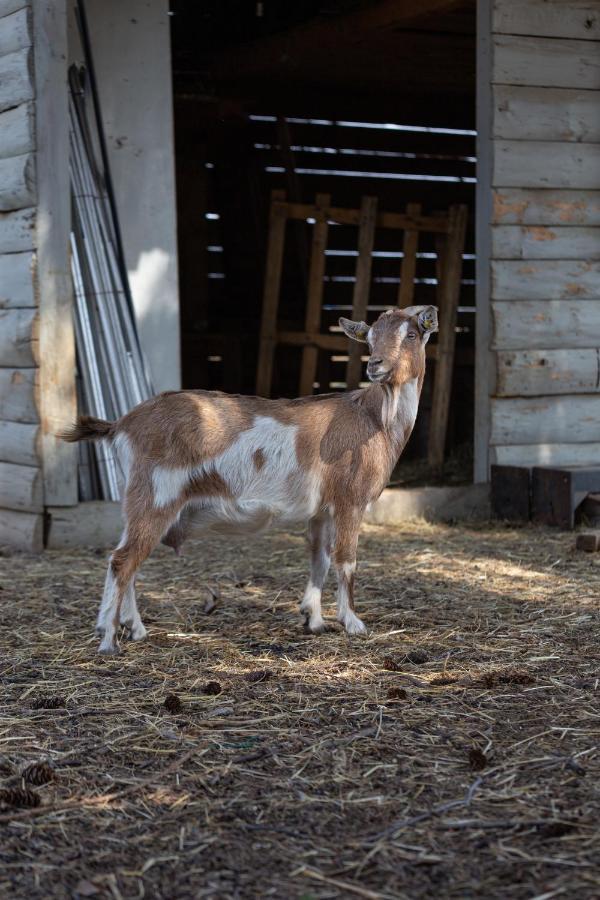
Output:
[60,305,438,653]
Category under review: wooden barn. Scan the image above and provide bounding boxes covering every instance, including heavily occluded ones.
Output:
[0,0,599,551]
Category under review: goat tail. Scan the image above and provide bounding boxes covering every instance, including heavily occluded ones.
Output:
[57,415,115,443]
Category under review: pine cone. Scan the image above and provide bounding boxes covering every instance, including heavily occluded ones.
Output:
[201,681,222,695]
[244,670,273,684]
[164,694,182,714]
[22,762,54,786]
[0,787,41,808]
[31,696,66,710]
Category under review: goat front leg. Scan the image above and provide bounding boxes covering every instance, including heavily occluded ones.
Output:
[300,512,333,633]
[332,510,367,636]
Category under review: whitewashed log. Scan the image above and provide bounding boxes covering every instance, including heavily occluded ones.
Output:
[493,35,600,90]
[0,367,39,422]
[0,102,34,159]
[0,507,43,553]
[0,47,33,113]
[492,261,600,300]
[0,419,39,465]
[492,225,600,260]
[492,443,600,468]
[492,189,600,226]
[0,250,34,307]
[0,459,42,511]
[493,85,600,142]
[0,206,34,252]
[494,0,600,41]
[491,395,600,446]
[494,140,600,190]
[497,349,600,396]
[0,152,35,210]
[492,300,600,350]
[47,501,123,550]
[0,6,30,56]
[0,2,28,20]
[0,307,38,365]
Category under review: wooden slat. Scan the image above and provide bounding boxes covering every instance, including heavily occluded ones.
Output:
[428,204,468,470]
[493,34,600,89]
[299,193,330,396]
[0,419,39,465]
[493,85,600,143]
[492,260,600,300]
[0,367,38,422]
[284,201,449,233]
[492,300,600,350]
[0,507,43,553]
[493,140,600,190]
[0,307,38,366]
[256,189,287,397]
[493,0,600,41]
[491,395,600,446]
[0,47,33,113]
[492,189,600,226]
[0,151,35,210]
[497,349,600,396]
[346,195,377,390]
[279,331,346,351]
[492,224,600,260]
[0,6,30,57]
[0,460,42,512]
[397,202,421,308]
[0,250,34,307]
[492,443,600,469]
[0,101,34,160]
[0,206,35,252]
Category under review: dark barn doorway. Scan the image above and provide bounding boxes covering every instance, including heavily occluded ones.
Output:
[170,0,476,483]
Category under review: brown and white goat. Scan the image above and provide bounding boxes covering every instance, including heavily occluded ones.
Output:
[60,305,438,653]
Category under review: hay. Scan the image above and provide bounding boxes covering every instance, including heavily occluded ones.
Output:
[1,520,599,899]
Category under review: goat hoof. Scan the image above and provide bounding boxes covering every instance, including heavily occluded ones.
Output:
[98,639,120,655]
[341,615,367,636]
[128,624,148,642]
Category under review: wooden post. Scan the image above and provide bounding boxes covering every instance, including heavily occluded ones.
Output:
[397,202,421,308]
[346,195,377,390]
[256,190,287,397]
[299,193,330,396]
[428,204,468,471]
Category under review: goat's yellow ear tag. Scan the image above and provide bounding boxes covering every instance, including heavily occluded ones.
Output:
[422,314,434,330]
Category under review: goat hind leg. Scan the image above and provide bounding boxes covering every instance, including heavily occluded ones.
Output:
[333,514,366,636]
[120,579,147,641]
[300,513,333,634]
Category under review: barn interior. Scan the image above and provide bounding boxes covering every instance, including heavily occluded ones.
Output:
[170,0,476,482]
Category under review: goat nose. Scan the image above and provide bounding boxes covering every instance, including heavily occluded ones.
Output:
[369,357,383,367]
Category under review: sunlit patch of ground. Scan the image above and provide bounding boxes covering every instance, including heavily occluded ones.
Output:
[1,520,599,899]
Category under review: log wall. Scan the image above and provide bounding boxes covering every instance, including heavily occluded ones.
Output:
[477,0,600,476]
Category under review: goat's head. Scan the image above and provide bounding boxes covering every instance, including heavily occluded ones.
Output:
[339,305,438,386]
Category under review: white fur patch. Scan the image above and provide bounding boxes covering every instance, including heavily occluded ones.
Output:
[397,321,408,341]
[342,561,356,578]
[401,377,419,428]
[152,465,190,508]
[113,432,133,487]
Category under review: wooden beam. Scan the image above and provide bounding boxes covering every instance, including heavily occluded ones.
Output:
[492,443,600,469]
[0,206,35,252]
[285,201,449,233]
[397,202,421,308]
[0,5,30,57]
[0,366,38,422]
[492,189,600,226]
[497,349,600,397]
[0,249,34,307]
[493,34,600,90]
[493,0,600,41]
[256,189,287,397]
[0,102,34,160]
[0,307,38,366]
[346,195,377,390]
[492,300,600,351]
[493,85,600,143]
[491,396,600,446]
[0,419,40,465]
[0,459,42,512]
[0,506,43,552]
[299,193,329,396]
[492,224,600,260]
[493,140,600,191]
[0,47,33,113]
[0,152,35,210]
[492,260,600,300]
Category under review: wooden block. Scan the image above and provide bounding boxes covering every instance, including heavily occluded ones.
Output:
[493,85,600,143]
[0,6,30,57]
[493,0,600,41]
[0,206,35,252]
[492,396,600,446]
[532,467,600,529]
[492,223,600,259]
[493,35,600,90]
[0,151,35,210]
[0,249,35,307]
[491,464,531,522]
[0,460,43,512]
[575,532,600,552]
[0,101,34,160]
[0,47,33,113]
[0,506,43,553]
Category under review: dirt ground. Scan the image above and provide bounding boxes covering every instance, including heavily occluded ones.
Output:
[1,520,599,900]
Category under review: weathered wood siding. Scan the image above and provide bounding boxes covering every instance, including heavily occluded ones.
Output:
[485,0,600,471]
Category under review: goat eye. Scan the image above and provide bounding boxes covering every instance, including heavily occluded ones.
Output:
[407,332,418,341]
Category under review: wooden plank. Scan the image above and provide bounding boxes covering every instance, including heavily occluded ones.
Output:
[47,501,123,550]
[0,101,34,159]
[0,419,39,465]
[397,202,420,308]
[493,0,600,41]
[0,507,43,553]
[497,349,600,396]
[493,35,600,89]
[299,193,329,396]
[0,367,38,422]
[492,443,600,468]
[492,224,600,260]
[493,300,600,350]
[492,189,600,226]
[491,396,600,445]
[492,260,600,300]
[0,6,30,57]
[33,0,77,506]
[279,331,346,351]
[346,195,377,390]
[0,249,34,307]
[0,206,35,252]
[428,204,468,470]
[493,140,600,190]
[285,201,449,233]
[0,459,42,512]
[0,152,35,210]
[493,85,600,142]
[0,1,28,19]
[256,189,287,396]
[0,47,32,112]
[0,307,38,365]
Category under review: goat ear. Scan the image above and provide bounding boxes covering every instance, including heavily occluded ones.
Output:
[407,306,438,334]
[339,317,369,343]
